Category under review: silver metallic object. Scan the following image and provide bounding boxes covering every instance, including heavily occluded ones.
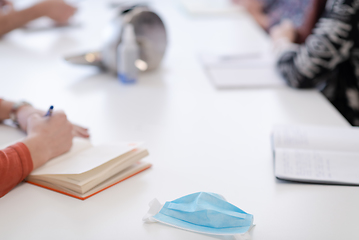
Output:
[65,5,167,74]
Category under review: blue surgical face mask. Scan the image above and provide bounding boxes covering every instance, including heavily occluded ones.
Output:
[143,192,254,237]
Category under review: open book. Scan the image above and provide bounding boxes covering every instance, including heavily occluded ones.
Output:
[272,125,359,185]
[26,138,151,200]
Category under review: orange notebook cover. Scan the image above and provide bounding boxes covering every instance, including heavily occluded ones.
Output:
[26,163,151,200]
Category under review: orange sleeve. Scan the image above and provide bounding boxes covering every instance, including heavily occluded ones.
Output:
[0,142,33,197]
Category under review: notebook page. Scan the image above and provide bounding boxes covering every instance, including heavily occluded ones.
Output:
[31,142,141,175]
[275,148,359,185]
[66,148,148,186]
[77,149,149,193]
[273,125,359,153]
[81,162,152,199]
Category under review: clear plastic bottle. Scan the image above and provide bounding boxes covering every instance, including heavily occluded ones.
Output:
[117,24,139,84]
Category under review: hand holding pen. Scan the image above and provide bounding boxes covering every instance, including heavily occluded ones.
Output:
[44,105,54,117]
[44,105,89,138]
[23,105,90,169]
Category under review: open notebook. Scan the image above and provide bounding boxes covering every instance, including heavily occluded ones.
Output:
[272,125,359,185]
[26,138,151,200]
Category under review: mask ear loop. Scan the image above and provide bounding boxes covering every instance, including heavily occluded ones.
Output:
[234,224,256,240]
[143,198,163,223]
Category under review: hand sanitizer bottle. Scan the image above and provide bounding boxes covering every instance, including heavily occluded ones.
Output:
[117,24,139,84]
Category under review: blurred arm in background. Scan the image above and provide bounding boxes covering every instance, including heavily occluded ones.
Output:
[0,0,76,36]
[233,0,319,44]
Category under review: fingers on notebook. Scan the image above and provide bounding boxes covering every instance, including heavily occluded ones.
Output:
[72,124,90,138]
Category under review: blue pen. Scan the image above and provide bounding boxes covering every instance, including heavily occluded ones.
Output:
[45,105,54,117]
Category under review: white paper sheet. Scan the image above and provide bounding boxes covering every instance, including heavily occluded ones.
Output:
[200,53,285,88]
[181,0,244,15]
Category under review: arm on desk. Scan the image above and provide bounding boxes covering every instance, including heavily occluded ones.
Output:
[0,0,76,36]
[0,98,90,197]
[0,112,90,197]
[0,142,33,198]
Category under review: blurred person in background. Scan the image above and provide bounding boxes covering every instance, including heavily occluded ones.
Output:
[0,0,76,36]
[233,0,319,43]
[233,0,312,30]
[272,0,359,126]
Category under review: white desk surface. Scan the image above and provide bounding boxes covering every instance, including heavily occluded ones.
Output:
[0,1,357,240]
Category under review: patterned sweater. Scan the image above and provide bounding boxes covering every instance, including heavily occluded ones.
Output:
[278,0,359,126]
